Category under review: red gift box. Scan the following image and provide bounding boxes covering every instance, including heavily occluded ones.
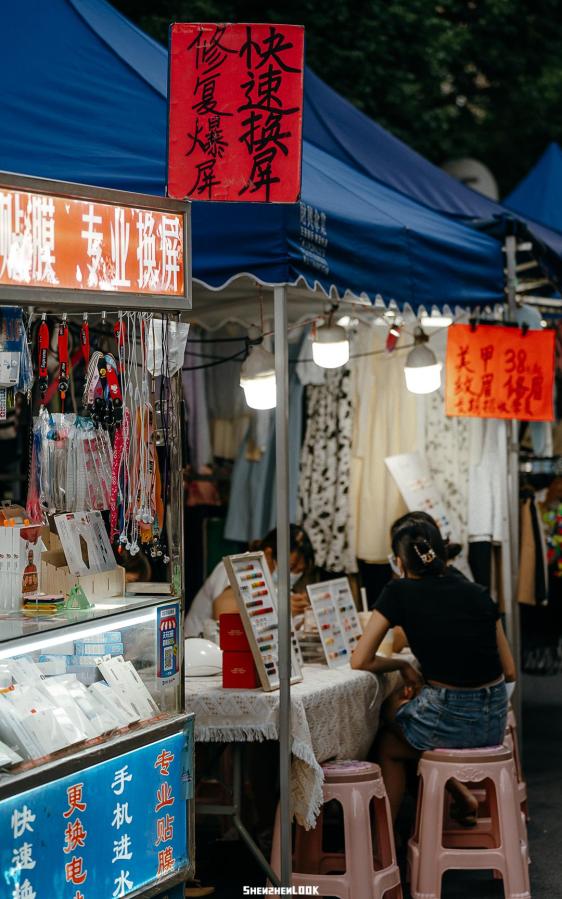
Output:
[222,650,259,689]
[219,613,251,651]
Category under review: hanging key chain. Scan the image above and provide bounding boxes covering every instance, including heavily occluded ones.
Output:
[105,354,123,426]
[114,313,126,373]
[38,313,49,404]
[57,314,70,410]
[81,313,90,367]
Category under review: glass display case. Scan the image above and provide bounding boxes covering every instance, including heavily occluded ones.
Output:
[0,172,193,899]
[0,597,183,786]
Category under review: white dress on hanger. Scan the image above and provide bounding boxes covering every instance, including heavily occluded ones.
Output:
[350,323,418,563]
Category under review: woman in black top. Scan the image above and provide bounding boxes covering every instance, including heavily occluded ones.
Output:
[351,517,515,824]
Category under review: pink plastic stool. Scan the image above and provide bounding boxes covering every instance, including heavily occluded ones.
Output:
[505,707,529,819]
[408,746,530,899]
[271,760,402,899]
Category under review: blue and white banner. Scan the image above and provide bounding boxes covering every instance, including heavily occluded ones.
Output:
[1,719,193,899]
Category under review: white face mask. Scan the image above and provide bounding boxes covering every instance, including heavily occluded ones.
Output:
[387,553,404,578]
[272,569,301,589]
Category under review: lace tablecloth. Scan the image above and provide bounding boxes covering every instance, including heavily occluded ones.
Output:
[186,664,399,829]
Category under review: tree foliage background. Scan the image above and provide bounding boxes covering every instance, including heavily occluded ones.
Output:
[114,0,562,195]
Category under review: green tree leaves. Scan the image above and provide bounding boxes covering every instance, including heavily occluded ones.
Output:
[115,0,562,194]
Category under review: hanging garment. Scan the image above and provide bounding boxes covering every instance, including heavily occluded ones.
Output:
[467,418,510,544]
[182,327,213,471]
[419,327,471,547]
[298,366,356,573]
[521,496,562,675]
[224,334,304,543]
[205,323,251,460]
[350,324,418,563]
[517,492,548,606]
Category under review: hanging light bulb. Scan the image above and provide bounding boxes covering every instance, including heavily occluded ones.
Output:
[312,322,350,369]
[240,344,276,409]
[404,331,441,394]
[419,313,453,329]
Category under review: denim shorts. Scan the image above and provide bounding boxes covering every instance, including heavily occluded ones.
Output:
[395,681,508,751]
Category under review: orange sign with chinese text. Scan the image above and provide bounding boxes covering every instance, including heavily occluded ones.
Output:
[0,186,185,296]
[445,323,555,421]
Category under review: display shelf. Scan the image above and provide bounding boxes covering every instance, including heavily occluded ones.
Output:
[0,594,180,653]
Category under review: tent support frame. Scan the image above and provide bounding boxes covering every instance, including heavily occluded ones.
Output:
[274,283,292,888]
[504,234,523,737]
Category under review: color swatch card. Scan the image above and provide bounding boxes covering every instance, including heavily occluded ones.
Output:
[224,552,303,692]
[307,578,362,668]
[331,577,363,652]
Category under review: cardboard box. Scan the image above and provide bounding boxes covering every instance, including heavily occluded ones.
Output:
[40,550,125,601]
[222,650,259,689]
[219,613,251,652]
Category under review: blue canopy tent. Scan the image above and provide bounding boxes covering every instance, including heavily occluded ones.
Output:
[0,1,515,887]
[304,69,562,271]
[505,143,562,235]
[0,0,504,311]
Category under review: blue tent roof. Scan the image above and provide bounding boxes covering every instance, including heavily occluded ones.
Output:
[0,0,503,307]
[505,143,562,235]
[304,69,562,262]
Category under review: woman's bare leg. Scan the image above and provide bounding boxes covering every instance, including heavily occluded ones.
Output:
[376,726,420,822]
[446,777,478,818]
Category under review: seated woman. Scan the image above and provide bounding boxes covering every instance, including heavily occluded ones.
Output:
[351,516,515,826]
[185,524,315,636]
[389,510,467,653]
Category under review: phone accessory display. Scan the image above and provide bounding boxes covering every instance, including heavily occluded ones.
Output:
[0,306,33,422]
[224,551,303,692]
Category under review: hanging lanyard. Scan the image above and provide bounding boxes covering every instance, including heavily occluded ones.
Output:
[81,316,90,367]
[114,316,126,373]
[105,355,123,416]
[38,316,49,403]
[57,319,69,406]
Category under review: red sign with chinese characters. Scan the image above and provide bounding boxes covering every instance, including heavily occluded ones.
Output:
[168,23,304,202]
[445,324,555,421]
[0,185,185,296]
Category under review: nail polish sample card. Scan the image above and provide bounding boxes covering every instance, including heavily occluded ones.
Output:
[307,578,362,668]
[224,551,302,692]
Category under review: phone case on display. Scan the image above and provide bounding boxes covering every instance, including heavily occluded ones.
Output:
[0,740,22,767]
[51,675,117,739]
[43,676,100,741]
[88,681,140,727]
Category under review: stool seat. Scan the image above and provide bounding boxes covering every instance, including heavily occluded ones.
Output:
[271,759,402,899]
[323,760,383,783]
[408,744,530,899]
[423,745,510,764]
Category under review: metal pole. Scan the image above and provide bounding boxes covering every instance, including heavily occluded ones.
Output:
[504,235,523,732]
[273,284,292,887]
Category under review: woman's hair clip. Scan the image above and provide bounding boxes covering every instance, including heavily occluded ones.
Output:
[414,543,437,565]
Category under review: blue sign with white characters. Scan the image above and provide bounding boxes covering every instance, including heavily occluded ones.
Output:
[1,718,193,899]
